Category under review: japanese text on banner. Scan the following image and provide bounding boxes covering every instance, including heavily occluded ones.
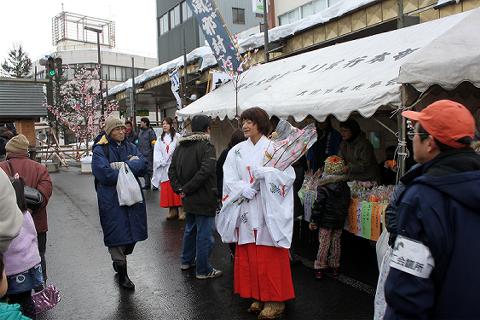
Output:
[187,0,242,73]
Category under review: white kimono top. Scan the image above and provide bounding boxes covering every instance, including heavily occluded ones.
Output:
[151,132,181,187]
[216,135,296,249]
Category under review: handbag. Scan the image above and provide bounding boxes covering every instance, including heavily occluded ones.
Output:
[31,284,61,314]
[7,160,44,210]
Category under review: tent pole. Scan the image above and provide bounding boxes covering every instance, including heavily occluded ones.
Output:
[397,109,407,182]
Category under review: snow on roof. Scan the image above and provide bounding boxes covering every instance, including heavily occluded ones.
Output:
[435,0,459,8]
[237,0,378,52]
[108,46,217,96]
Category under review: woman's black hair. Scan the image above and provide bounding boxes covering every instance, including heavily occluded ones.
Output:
[228,129,246,148]
[240,107,271,136]
[141,117,150,127]
[161,117,176,141]
[340,119,361,141]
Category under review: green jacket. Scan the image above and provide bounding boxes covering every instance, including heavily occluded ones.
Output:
[339,134,380,182]
[168,133,218,216]
[0,303,31,320]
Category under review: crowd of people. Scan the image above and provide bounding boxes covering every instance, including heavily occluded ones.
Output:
[0,98,479,319]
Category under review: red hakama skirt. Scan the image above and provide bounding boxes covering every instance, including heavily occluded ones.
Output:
[234,243,295,302]
[160,180,182,208]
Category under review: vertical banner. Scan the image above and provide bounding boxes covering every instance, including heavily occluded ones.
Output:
[169,69,183,110]
[187,0,242,73]
[252,0,264,15]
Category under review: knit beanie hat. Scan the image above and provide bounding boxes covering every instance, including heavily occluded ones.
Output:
[104,116,126,136]
[5,134,30,154]
[323,155,346,175]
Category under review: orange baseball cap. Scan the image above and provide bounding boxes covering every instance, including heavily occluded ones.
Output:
[402,100,475,149]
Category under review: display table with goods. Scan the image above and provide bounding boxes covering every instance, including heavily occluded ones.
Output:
[299,179,394,241]
[345,181,394,241]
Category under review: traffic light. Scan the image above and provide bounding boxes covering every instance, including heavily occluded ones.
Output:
[46,56,55,78]
[54,57,63,78]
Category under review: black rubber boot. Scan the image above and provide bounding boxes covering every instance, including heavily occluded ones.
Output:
[117,263,135,290]
[112,261,119,273]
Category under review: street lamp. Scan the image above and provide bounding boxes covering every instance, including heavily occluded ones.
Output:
[84,26,105,115]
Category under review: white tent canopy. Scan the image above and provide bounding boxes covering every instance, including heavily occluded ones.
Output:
[398,8,480,92]
[178,9,478,122]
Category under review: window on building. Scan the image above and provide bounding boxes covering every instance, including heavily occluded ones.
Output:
[170,5,181,29]
[109,65,116,81]
[279,0,343,26]
[159,14,169,35]
[302,2,314,17]
[279,8,300,25]
[328,0,342,6]
[181,1,193,22]
[313,0,328,12]
[232,7,245,24]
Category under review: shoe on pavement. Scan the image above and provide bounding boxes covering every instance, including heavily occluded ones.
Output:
[181,262,196,271]
[248,301,264,314]
[196,268,223,279]
[258,302,285,319]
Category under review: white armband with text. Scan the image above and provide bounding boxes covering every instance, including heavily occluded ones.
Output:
[390,235,435,279]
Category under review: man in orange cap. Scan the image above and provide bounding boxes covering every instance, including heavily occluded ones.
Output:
[384,100,480,319]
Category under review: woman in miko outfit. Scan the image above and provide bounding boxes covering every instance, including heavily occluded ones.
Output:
[220,107,296,319]
[152,117,183,220]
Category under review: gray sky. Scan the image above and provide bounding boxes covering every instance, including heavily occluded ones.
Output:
[0,0,157,62]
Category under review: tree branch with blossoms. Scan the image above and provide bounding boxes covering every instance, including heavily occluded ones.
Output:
[46,65,118,156]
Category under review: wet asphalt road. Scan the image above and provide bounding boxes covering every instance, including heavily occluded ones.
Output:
[38,167,374,320]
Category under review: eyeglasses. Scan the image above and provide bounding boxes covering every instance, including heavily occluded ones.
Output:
[407,131,429,141]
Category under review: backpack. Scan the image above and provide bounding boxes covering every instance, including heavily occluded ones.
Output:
[8,172,28,212]
[5,160,43,211]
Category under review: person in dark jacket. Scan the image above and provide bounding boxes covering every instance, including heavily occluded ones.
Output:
[125,120,138,144]
[168,115,222,280]
[92,116,148,291]
[306,117,342,174]
[137,117,157,190]
[384,100,480,320]
[338,119,380,182]
[309,155,350,280]
[0,127,13,161]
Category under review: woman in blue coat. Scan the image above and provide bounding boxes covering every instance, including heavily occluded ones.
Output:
[92,116,148,291]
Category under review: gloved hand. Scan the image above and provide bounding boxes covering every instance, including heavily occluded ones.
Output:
[242,186,257,200]
[110,162,125,170]
[252,166,265,180]
[129,156,140,161]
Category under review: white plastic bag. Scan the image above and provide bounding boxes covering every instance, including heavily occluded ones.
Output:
[376,230,390,269]
[116,163,143,206]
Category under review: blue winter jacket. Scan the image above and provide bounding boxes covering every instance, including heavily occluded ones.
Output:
[384,149,480,320]
[92,135,148,247]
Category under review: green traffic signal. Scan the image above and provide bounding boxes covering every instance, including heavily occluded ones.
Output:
[49,69,56,77]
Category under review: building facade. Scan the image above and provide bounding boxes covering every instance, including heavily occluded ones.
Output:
[156,0,263,64]
[34,12,158,88]
[275,0,344,25]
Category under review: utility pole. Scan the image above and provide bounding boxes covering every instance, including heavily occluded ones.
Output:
[397,0,406,179]
[84,26,104,115]
[182,25,188,107]
[397,0,405,29]
[131,57,136,127]
[263,0,269,63]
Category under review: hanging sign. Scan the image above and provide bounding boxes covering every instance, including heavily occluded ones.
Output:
[186,0,242,73]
